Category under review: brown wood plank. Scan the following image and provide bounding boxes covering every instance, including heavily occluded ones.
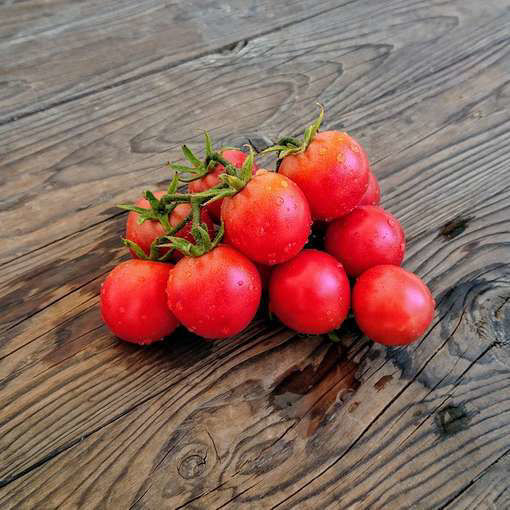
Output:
[1,0,510,508]
[0,0,344,124]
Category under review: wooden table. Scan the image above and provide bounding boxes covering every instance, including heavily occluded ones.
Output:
[1,1,509,508]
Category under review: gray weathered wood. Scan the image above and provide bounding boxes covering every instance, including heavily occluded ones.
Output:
[1,0,509,508]
[0,0,344,123]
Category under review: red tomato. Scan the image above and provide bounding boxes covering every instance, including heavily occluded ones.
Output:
[222,170,311,265]
[325,205,405,277]
[189,149,258,221]
[269,249,350,334]
[167,245,261,339]
[359,170,381,206]
[352,265,435,346]
[100,260,179,344]
[125,191,214,260]
[278,131,369,220]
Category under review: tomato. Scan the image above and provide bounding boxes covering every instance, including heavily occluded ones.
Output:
[352,265,435,346]
[222,170,311,265]
[278,131,369,220]
[359,170,381,206]
[189,149,258,221]
[100,260,179,344]
[125,191,214,260]
[325,205,405,277]
[167,245,261,339]
[269,249,350,334]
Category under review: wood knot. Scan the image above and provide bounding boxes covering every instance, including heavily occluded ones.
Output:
[440,215,473,240]
[178,452,207,479]
[435,404,471,436]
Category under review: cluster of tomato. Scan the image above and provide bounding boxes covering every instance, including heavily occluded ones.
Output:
[100,106,435,347]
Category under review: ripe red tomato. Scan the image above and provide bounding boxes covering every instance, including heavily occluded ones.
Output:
[352,265,435,346]
[167,245,261,339]
[359,170,381,206]
[189,149,258,221]
[269,249,350,334]
[278,131,369,220]
[325,205,405,277]
[222,170,311,265]
[125,191,213,260]
[100,260,179,344]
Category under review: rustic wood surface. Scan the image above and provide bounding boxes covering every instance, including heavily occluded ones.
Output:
[1,0,509,508]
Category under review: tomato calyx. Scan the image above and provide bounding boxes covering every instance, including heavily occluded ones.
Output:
[262,103,324,158]
[158,198,224,257]
[165,143,256,202]
[168,132,240,183]
[158,148,254,257]
[118,175,193,261]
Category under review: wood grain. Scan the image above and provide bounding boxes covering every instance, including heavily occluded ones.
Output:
[0,0,345,123]
[1,0,510,508]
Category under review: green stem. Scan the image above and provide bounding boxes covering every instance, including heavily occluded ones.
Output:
[211,153,238,176]
[166,211,192,236]
[277,136,302,147]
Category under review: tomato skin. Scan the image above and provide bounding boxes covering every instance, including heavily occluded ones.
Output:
[189,150,258,221]
[269,249,350,334]
[222,170,311,265]
[278,131,369,220]
[352,265,435,346]
[167,245,261,339]
[100,260,179,344]
[125,191,214,261]
[359,170,381,206]
[325,205,405,277]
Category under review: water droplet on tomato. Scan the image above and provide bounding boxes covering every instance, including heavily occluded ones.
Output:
[237,280,244,286]
[276,196,284,206]
[281,180,288,188]
[387,218,396,228]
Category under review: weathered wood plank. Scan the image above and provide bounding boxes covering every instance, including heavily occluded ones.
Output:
[1,0,510,508]
[443,451,510,509]
[0,0,344,123]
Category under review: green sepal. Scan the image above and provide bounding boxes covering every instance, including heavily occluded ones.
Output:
[144,190,161,211]
[261,103,324,159]
[182,144,202,167]
[204,131,214,159]
[167,173,180,194]
[117,204,159,225]
[240,145,255,182]
[168,162,196,174]
[122,238,149,260]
